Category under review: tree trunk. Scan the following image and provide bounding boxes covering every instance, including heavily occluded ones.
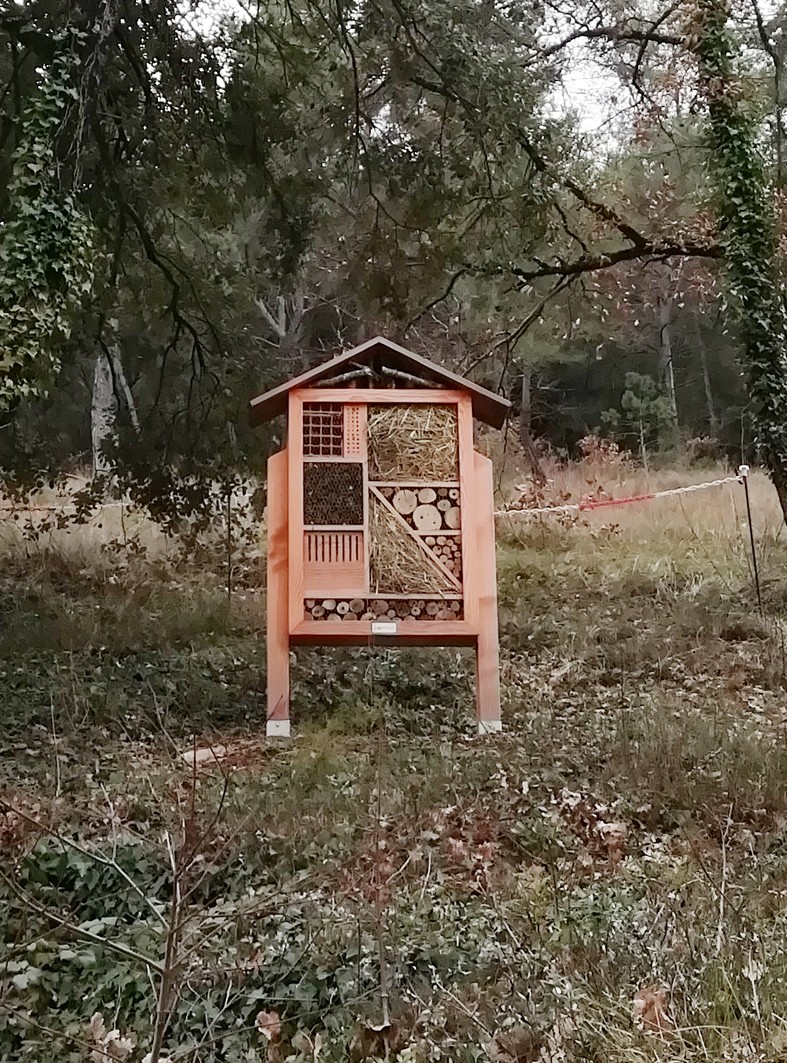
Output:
[694,0,787,525]
[91,350,117,477]
[771,463,787,520]
[91,346,139,478]
[657,291,679,446]
[109,345,140,435]
[694,318,719,436]
[518,367,547,484]
[639,418,649,475]
[255,291,308,370]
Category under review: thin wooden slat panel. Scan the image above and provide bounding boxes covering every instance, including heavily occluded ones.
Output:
[370,481,460,488]
[457,396,477,627]
[287,396,305,634]
[290,618,477,648]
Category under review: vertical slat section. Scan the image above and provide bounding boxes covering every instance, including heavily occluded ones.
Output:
[302,530,365,596]
[304,531,365,563]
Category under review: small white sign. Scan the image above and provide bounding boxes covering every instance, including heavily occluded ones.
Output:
[371,620,398,636]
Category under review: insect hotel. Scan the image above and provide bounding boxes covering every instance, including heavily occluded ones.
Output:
[249,336,510,737]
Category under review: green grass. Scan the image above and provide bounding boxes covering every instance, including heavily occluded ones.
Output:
[3,482,787,1062]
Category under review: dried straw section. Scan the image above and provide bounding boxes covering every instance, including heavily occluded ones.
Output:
[369,494,454,594]
[367,404,458,481]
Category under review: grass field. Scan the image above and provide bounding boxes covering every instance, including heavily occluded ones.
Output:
[2,461,787,1062]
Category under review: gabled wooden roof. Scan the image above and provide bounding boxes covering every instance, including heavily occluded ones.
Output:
[248,336,511,429]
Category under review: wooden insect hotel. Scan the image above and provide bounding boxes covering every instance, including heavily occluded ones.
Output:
[249,336,511,736]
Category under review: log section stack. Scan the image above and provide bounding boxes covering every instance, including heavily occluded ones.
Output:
[304,597,463,621]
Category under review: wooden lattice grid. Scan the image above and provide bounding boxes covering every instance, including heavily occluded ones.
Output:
[303,403,344,456]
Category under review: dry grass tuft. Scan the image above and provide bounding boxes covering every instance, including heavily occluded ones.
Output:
[497,463,783,582]
[369,494,454,594]
[367,403,458,481]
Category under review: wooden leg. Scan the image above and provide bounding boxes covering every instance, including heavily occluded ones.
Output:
[474,452,502,734]
[266,450,291,738]
[476,631,502,734]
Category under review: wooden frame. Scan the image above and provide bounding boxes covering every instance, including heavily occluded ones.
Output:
[258,344,504,737]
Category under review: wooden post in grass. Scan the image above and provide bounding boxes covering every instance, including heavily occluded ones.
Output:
[250,336,511,737]
[266,450,290,736]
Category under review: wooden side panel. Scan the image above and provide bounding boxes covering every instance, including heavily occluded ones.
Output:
[288,394,305,633]
[266,448,290,730]
[473,450,502,730]
[457,395,477,629]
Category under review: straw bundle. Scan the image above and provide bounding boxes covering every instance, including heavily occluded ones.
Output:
[369,495,454,594]
[368,404,458,481]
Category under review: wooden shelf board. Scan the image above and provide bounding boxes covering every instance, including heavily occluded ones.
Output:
[364,592,463,600]
[370,481,460,488]
[290,618,477,647]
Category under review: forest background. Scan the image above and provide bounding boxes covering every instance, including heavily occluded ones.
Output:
[3,0,785,509]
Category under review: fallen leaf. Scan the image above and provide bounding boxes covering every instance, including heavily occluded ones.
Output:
[256,1010,282,1043]
[633,984,674,1034]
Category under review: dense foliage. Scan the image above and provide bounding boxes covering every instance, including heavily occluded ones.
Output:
[5,0,787,497]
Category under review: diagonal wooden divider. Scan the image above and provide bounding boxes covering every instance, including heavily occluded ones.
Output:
[368,484,463,593]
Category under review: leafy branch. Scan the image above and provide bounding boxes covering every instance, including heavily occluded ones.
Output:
[0,31,97,410]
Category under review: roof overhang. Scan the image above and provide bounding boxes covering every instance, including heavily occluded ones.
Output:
[248,336,511,429]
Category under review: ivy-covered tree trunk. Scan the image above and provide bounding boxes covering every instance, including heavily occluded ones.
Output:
[693,0,787,522]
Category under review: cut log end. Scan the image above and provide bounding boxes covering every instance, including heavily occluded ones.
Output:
[413,503,441,532]
[444,506,461,529]
[392,489,418,515]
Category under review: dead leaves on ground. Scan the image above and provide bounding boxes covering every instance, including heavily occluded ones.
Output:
[633,984,674,1035]
[558,789,628,874]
